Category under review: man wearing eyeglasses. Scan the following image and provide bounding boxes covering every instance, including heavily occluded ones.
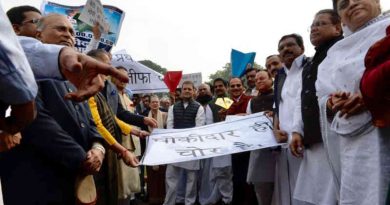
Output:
[290,9,343,204]
[226,78,255,205]
[0,12,109,205]
[7,6,41,38]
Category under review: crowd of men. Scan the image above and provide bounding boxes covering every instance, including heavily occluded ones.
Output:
[1,0,390,205]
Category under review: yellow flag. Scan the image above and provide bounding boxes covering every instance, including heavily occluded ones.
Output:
[215,97,234,110]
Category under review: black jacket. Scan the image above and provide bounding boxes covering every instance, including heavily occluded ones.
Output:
[0,80,102,205]
[101,81,145,128]
[301,36,343,147]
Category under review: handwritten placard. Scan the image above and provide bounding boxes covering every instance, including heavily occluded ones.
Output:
[42,1,125,52]
[78,0,110,33]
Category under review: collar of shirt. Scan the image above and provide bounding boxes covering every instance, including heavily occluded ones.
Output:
[183,101,189,108]
[283,54,305,75]
[232,94,243,102]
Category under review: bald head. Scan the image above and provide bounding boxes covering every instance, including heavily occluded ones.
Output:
[198,83,211,97]
[36,14,75,47]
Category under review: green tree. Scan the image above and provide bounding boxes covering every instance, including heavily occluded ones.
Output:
[208,63,231,83]
[138,60,167,74]
[253,62,265,70]
[208,62,265,84]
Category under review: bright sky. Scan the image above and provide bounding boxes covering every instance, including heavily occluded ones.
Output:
[2,0,390,81]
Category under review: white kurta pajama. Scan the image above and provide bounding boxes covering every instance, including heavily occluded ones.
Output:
[274,55,304,205]
[198,104,233,205]
[316,13,390,205]
[291,62,337,205]
[292,143,337,205]
[163,103,205,205]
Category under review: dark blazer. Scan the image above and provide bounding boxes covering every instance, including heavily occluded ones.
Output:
[0,80,102,205]
[301,36,342,147]
[101,81,145,127]
[209,102,223,123]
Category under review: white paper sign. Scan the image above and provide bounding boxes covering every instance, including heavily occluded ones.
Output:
[141,113,285,165]
[179,72,202,88]
[78,0,109,33]
[111,50,169,94]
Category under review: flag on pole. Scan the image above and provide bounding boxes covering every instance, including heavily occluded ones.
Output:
[164,71,183,92]
[231,49,256,77]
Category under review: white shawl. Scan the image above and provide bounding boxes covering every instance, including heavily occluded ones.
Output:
[316,14,390,136]
[148,109,166,132]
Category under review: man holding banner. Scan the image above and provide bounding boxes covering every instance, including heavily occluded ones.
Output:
[198,81,233,205]
[163,80,205,205]
[246,70,276,205]
[273,34,307,205]
[0,13,107,205]
[226,78,256,205]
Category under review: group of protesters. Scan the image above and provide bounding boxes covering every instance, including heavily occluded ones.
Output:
[1,0,390,205]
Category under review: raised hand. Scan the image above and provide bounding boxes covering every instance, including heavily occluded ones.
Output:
[59,47,129,102]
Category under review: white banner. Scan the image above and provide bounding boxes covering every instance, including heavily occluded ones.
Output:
[111,50,169,94]
[141,113,285,165]
[179,72,202,88]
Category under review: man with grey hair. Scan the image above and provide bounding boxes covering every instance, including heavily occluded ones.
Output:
[0,13,107,205]
[35,14,75,47]
[1,7,129,149]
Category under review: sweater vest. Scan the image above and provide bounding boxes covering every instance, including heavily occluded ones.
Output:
[173,101,200,129]
[250,91,274,113]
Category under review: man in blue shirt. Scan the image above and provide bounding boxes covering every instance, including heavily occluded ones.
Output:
[0,4,130,149]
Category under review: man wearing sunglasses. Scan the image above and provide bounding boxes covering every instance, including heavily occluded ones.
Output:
[226,78,255,205]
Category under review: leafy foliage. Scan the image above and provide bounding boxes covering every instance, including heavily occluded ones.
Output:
[138,60,167,74]
[208,63,232,83]
[208,62,265,84]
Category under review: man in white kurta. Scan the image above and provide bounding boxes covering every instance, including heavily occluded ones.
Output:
[163,81,205,205]
[273,34,305,205]
[290,9,342,205]
[197,83,233,205]
[316,10,390,205]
